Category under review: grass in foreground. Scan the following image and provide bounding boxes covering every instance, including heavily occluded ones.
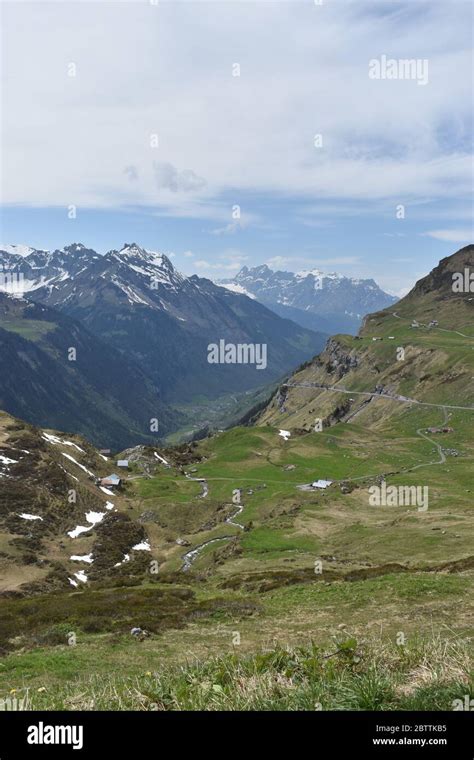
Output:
[3,635,471,711]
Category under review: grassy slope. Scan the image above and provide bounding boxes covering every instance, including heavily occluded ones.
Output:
[0,412,472,709]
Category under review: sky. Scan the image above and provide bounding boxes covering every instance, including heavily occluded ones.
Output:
[0,0,472,296]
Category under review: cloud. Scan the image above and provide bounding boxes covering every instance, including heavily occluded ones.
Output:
[265,255,361,271]
[183,250,194,258]
[210,221,241,236]
[153,162,206,194]
[422,229,473,243]
[194,250,249,275]
[1,0,471,211]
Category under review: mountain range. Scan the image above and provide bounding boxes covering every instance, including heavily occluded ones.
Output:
[219,264,396,334]
[0,243,328,445]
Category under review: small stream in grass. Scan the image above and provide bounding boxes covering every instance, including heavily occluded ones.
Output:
[181,502,245,571]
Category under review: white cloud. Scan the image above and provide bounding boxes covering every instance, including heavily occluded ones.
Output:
[422,229,473,243]
[210,221,242,236]
[1,0,471,212]
[194,249,249,275]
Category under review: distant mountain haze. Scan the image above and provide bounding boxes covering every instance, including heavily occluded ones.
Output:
[218,263,397,335]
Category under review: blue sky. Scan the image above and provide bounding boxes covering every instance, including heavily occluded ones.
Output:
[1,0,472,295]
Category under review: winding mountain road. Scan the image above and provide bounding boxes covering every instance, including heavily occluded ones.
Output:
[282,382,474,412]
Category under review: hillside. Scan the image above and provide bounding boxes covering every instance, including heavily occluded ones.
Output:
[0,410,156,594]
[0,293,179,449]
[258,246,474,431]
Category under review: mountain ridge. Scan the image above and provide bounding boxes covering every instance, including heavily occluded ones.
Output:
[17,242,327,403]
[218,262,397,335]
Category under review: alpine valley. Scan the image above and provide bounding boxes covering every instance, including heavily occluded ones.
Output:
[0,247,472,711]
[0,242,329,445]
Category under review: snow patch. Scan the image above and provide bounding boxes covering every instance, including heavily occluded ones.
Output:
[70,553,94,563]
[85,511,106,526]
[0,243,36,257]
[0,455,18,465]
[19,513,43,521]
[217,282,256,299]
[67,525,91,539]
[114,553,130,568]
[61,452,95,477]
[132,540,151,551]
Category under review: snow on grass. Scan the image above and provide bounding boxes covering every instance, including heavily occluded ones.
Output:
[67,525,90,539]
[85,511,106,526]
[154,451,169,465]
[70,553,94,563]
[99,454,108,461]
[42,433,62,445]
[100,486,114,496]
[132,540,151,551]
[61,452,95,477]
[73,570,88,583]
[105,501,114,510]
[42,433,85,453]
[68,510,107,538]
[63,439,85,453]
[68,578,78,588]
[58,464,79,482]
[279,430,291,441]
[0,454,18,465]
[114,553,130,568]
[18,513,43,521]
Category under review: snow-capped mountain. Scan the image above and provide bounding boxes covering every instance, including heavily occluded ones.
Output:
[219,264,397,335]
[0,243,101,294]
[1,242,327,406]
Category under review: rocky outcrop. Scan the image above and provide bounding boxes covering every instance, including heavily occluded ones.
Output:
[324,339,359,379]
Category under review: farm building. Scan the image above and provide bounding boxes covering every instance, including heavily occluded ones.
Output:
[100,473,122,488]
[311,479,333,489]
